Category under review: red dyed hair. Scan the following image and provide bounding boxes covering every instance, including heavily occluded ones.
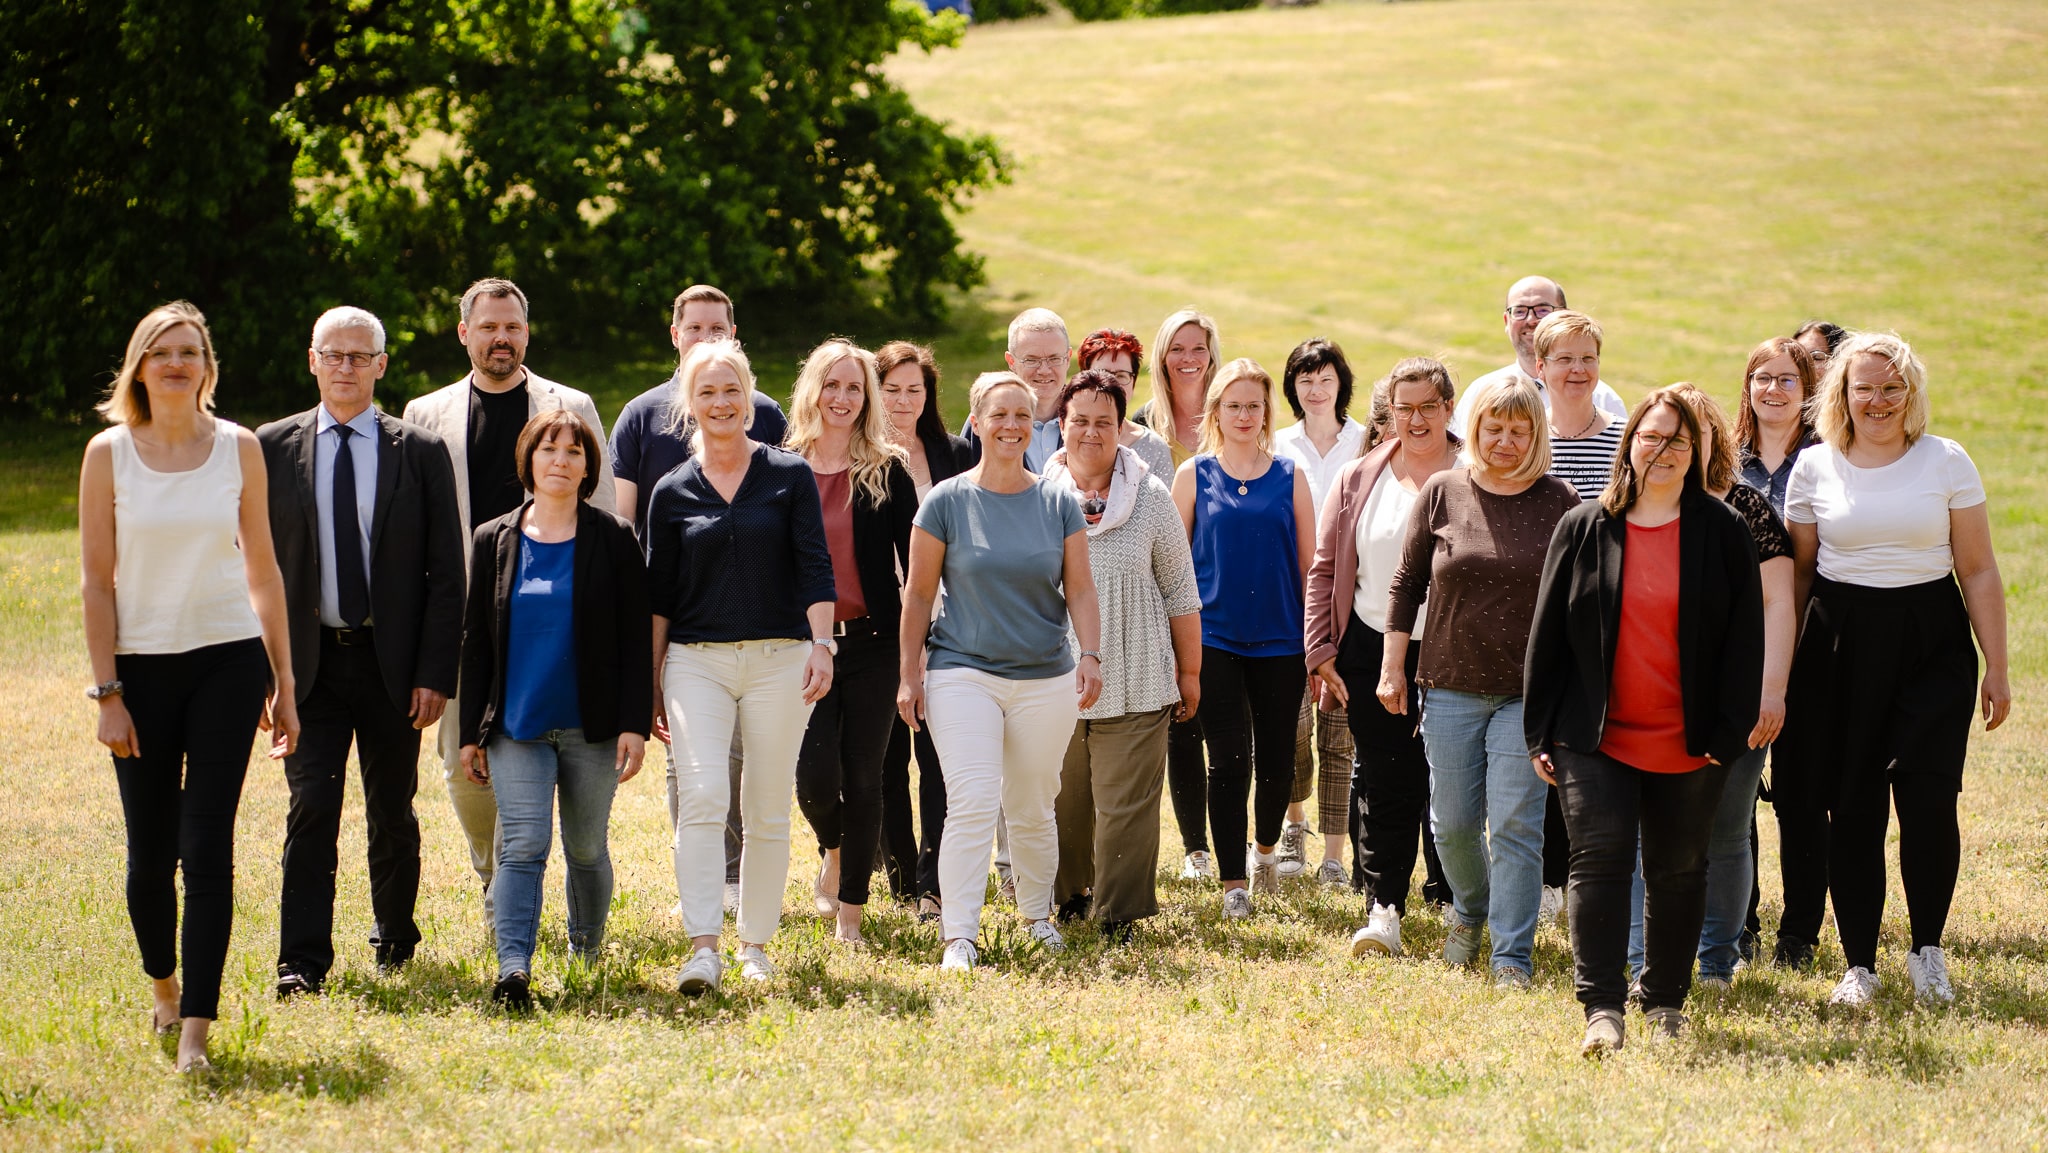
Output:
[1076,328,1144,376]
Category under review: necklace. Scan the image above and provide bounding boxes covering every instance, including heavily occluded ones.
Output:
[1220,452,1265,495]
[1558,409,1599,440]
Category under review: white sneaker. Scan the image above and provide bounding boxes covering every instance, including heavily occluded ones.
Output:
[1442,919,1482,966]
[1222,888,1254,919]
[1026,919,1066,954]
[1907,946,1954,1005]
[941,939,978,971]
[1315,859,1348,889]
[1180,851,1215,881]
[676,947,722,996]
[722,881,741,916]
[1350,902,1403,958]
[1276,822,1309,877]
[1251,849,1281,896]
[1828,966,1880,1006]
[669,900,684,919]
[736,945,775,983]
[1538,885,1565,925]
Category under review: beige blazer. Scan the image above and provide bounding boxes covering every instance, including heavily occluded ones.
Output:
[402,368,616,547]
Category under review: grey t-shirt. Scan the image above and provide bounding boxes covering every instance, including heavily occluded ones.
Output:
[915,475,1086,680]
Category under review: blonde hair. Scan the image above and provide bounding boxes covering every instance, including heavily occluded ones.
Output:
[1811,331,1930,451]
[665,340,758,452]
[98,301,220,426]
[784,339,906,506]
[1599,387,1709,515]
[1196,358,1278,456]
[1668,382,1736,493]
[1532,310,1605,360]
[968,370,1033,419]
[1464,376,1552,486]
[1145,308,1220,434]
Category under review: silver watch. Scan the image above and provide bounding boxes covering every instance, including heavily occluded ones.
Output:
[812,637,839,657]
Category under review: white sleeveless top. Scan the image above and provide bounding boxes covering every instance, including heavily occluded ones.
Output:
[110,420,263,654]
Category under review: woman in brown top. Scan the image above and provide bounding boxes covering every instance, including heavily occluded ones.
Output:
[1379,377,1580,987]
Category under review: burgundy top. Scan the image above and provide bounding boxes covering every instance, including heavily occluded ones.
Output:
[815,469,867,621]
[1599,518,1706,773]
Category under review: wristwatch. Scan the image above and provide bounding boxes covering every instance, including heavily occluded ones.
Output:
[85,679,124,701]
[812,637,839,657]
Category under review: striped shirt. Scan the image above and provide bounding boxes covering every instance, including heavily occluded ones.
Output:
[1549,423,1623,501]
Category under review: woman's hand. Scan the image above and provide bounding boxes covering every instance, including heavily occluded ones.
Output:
[1747,689,1786,749]
[1314,660,1349,709]
[97,697,140,759]
[1076,654,1103,711]
[1376,664,1408,716]
[1174,670,1201,723]
[261,687,300,759]
[615,733,646,784]
[800,644,835,705]
[896,675,925,731]
[460,744,489,786]
[1531,753,1557,786]
[1982,668,2012,731]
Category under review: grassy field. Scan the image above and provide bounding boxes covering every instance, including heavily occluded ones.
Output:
[6,0,2048,1147]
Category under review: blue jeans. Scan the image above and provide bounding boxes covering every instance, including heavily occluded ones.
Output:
[489,728,620,977]
[1420,689,1545,975]
[1624,748,1765,980]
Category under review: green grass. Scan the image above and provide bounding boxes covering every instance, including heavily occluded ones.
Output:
[6,0,2048,1147]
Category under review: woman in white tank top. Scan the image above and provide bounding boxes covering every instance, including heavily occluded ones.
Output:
[78,301,299,1074]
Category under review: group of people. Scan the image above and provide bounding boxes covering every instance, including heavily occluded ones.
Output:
[82,273,2009,1071]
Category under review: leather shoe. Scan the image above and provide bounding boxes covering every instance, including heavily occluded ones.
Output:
[275,970,319,1000]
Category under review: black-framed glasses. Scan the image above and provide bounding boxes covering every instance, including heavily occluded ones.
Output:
[1507,305,1558,322]
[316,350,381,368]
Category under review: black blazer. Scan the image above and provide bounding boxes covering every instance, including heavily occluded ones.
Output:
[926,429,977,480]
[458,501,652,748]
[257,406,466,711]
[1523,487,1764,767]
[844,460,919,629]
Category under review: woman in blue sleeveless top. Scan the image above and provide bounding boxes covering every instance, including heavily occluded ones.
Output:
[1172,358,1316,919]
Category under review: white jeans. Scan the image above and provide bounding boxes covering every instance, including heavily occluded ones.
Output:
[925,667,1079,941]
[665,640,815,943]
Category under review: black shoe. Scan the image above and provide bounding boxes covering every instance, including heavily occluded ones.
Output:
[1057,894,1092,924]
[1100,919,1135,947]
[1773,934,1816,970]
[491,971,531,1011]
[374,941,416,973]
[275,970,320,1000]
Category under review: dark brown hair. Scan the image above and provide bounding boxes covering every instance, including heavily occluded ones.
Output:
[515,409,602,501]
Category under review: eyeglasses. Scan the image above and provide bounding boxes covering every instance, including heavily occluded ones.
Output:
[1748,371,1801,392]
[1849,383,1909,403]
[1543,354,1600,370]
[1097,369,1136,386]
[316,350,381,368]
[1507,305,1558,322]
[1015,354,1069,372]
[144,345,205,365]
[1634,431,1693,454]
[1391,402,1445,422]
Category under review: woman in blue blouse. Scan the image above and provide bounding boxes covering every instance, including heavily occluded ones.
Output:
[458,409,651,1010]
[646,341,838,996]
[1171,358,1316,918]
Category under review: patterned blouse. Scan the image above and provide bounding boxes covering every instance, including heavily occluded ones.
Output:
[1069,475,1202,719]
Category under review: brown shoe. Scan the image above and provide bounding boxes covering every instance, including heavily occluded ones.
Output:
[1581,1008,1625,1058]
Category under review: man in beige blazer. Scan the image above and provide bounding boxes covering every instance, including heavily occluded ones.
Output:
[402,277,615,915]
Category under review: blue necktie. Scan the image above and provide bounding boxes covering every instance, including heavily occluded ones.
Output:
[332,423,371,628]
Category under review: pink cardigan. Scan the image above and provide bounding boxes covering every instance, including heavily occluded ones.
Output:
[1303,439,1402,673]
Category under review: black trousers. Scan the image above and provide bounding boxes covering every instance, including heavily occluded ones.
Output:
[1542,786,1571,889]
[794,630,900,906]
[1166,713,1207,855]
[1786,576,1975,971]
[1771,747,1832,957]
[1555,746,1729,1014]
[1200,647,1308,881]
[1335,617,1448,914]
[880,715,947,900]
[278,630,425,982]
[112,638,269,1020]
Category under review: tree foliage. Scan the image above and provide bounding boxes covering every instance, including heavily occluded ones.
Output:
[1,0,1007,414]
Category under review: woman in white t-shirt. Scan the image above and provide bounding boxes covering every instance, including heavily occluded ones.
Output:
[1781,332,2010,1009]
[1304,357,1462,957]
[1274,339,1370,884]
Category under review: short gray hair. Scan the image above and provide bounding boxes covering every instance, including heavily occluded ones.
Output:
[311,306,387,353]
[1006,307,1068,351]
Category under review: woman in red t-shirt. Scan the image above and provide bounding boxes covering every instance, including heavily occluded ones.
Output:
[1524,387,1765,1057]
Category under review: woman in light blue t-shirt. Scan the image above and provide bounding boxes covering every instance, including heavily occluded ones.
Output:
[898,372,1103,972]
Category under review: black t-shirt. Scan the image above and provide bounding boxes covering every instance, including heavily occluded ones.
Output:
[468,378,530,528]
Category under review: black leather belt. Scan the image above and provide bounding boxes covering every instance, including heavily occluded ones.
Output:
[323,625,374,647]
[832,617,881,638]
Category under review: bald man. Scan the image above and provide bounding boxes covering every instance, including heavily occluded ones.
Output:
[1452,277,1629,432]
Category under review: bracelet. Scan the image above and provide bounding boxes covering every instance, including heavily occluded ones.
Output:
[85,679,124,702]
[1079,650,1102,662]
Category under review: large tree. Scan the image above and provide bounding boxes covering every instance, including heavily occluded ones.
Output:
[1,0,1005,414]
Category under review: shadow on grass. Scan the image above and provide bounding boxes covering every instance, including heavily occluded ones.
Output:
[191,1042,396,1103]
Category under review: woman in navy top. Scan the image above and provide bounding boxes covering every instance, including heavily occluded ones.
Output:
[458,409,650,1011]
[1171,358,1316,918]
[646,341,838,995]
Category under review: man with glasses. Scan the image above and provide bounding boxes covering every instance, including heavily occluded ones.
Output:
[963,307,1071,471]
[1452,277,1629,432]
[258,307,466,995]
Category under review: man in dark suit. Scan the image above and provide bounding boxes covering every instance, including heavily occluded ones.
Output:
[258,306,466,996]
